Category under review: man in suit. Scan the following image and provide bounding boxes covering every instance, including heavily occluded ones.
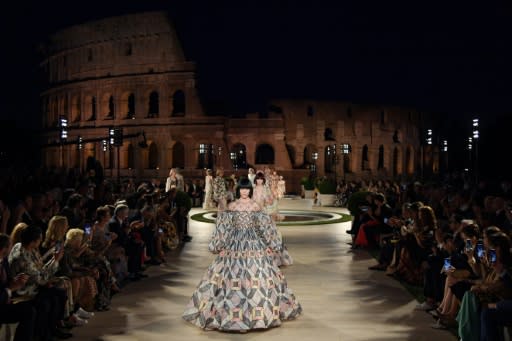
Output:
[167,187,192,243]
[108,205,145,280]
[0,233,36,341]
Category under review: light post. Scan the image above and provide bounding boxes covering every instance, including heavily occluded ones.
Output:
[230,152,237,170]
[472,118,479,183]
[421,129,432,179]
[59,116,68,168]
[341,143,351,181]
[442,139,448,171]
[311,151,318,176]
[77,136,83,172]
[332,144,338,183]
[467,136,473,176]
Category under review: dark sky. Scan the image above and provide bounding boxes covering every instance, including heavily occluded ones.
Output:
[1,0,511,175]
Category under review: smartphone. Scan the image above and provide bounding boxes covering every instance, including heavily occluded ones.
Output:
[158,228,163,233]
[476,241,485,258]
[360,206,369,212]
[443,257,452,271]
[488,249,497,263]
[465,239,473,252]
[84,224,92,236]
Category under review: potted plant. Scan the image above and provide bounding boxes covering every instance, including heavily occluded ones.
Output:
[317,179,337,206]
[300,176,315,199]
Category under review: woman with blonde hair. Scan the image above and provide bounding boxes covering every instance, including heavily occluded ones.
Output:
[42,215,69,252]
[202,169,216,210]
[60,228,98,314]
[9,222,28,245]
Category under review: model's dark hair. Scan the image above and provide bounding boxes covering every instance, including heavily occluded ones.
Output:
[254,172,266,185]
[236,177,253,198]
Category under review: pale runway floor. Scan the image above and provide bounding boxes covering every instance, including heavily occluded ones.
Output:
[72,207,457,341]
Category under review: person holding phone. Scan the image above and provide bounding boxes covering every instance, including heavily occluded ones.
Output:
[41,215,69,261]
[0,233,36,341]
[457,232,512,341]
[8,225,72,340]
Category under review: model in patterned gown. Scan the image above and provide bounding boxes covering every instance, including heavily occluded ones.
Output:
[182,178,301,332]
[252,172,293,266]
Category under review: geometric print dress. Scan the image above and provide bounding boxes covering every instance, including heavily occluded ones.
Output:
[182,210,302,332]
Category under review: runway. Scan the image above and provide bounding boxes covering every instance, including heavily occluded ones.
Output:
[72,207,457,341]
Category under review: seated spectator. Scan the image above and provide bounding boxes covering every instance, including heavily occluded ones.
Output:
[480,299,512,341]
[354,192,393,248]
[108,204,145,281]
[41,215,69,260]
[394,206,437,285]
[456,232,512,340]
[0,233,36,341]
[58,228,98,313]
[9,222,28,245]
[8,225,72,340]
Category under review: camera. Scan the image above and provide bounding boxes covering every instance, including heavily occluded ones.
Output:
[443,257,452,271]
[465,239,473,252]
[488,249,497,264]
[84,224,92,235]
[476,241,485,258]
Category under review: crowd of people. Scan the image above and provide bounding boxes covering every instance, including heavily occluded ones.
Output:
[0,165,193,340]
[2,162,512,339]
[347,175,512,341]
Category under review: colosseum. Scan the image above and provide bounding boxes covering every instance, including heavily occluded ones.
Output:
[39,11,439,193]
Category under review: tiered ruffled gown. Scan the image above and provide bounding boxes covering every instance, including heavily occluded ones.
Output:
[252,186,293,266]
[182,211,302,331]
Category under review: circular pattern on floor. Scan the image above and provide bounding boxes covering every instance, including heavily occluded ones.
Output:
[190,209,352,226]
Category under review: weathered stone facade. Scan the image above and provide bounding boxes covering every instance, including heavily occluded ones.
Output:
[39,11,437,193]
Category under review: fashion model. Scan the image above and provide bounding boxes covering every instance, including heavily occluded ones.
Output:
[182,178,301,332]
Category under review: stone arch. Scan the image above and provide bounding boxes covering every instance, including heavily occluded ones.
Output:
[71,147,80,168]
[83,95,96,121]
[171,90,185,116]
[362,144,369,170]
[197,142,214,169]
[324,145,335,173]
[303,144,317,166]
[127,144,134,169]
[148,142,158,169]
[324,127,335,141]
[119,142,134,169]
[101,93,115,120]
[255,143,274,164]
[405,145,414,175]
[71,95,81,122]
[120,92,135,119]
[377,144,385,170]
[172,141,185,168]
[147,90,159,118]
[230,143,247,170]
[392,146,403,176]
[50,97,58,126]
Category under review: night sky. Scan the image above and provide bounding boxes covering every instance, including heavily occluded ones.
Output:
[1,1,511,177]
